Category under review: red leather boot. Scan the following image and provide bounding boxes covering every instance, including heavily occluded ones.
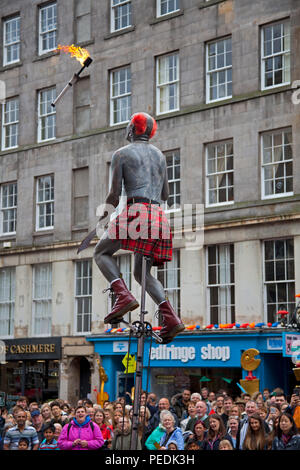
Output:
[104,279,139,324]
[157,300,185,344]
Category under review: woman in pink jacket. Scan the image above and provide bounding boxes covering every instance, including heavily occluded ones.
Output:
[58,406,104,450]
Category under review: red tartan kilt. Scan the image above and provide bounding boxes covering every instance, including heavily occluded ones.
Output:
[108,203,172,266]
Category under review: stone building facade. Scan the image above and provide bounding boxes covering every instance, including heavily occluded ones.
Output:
[0,0,299,403]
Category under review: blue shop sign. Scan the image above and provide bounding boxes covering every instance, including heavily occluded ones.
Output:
[89,332,287,368]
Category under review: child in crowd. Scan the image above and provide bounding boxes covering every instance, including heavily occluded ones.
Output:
[185,441,201,451]
[39,423,60,450]
[219,439,234,450]
[167,441,178,450]
[18,438,30,450]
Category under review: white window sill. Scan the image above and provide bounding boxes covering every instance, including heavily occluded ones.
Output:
[34,227,54,234]
[110,119,130,127]
[156,107,180,116]
[261,82,290,92]
[206,201,234,208]
[206,95,232,105]
[3,59,20,67]
[262,192,294,200]
[1,145,18,152]
[37,137,56,144]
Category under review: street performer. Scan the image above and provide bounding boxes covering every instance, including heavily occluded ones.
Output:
[94,112,184,344]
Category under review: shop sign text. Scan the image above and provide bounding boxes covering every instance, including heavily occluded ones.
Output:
[201,344,230,362]
[150,343,231,363]
[150,345,196,363]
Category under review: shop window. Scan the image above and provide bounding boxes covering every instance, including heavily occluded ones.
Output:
[75,259,92,333]
[157,250,180,317]
[263,238,295,323]
[0,360,59,404]
[207,244,235,324]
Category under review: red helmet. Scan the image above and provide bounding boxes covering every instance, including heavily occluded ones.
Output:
[126,112,157,142]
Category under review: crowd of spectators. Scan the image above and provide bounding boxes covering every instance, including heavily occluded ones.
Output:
[0,386,299,450]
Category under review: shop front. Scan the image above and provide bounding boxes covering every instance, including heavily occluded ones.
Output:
[0,337,61,408]
[87,329,298,402]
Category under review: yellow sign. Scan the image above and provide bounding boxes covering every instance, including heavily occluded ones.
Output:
[122,353,136,374]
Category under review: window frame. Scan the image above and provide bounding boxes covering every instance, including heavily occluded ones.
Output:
[110,65,131,126]
[260,20,290,91]
[3,15,21,66]
[206,36,232,104]
[205,140,234,207]
[163,149,181,213]
[35,174,54,232]
[0,267,15,338]
[0,182,17,236]
[1,97,19,151]
[37,87,56,143]
[110,0,132,33]
[38,2,57,56]
[32,263,52,337]
[74,259,92,335]
[156,52,180,115]
[156,0,180,18]
[263,238,295,324]
[261,128,293,200]
[206,244,235,325]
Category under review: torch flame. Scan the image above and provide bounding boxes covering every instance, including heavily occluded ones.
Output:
[57,44,90,66]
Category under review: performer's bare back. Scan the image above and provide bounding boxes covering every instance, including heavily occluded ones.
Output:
[107,140,169,208]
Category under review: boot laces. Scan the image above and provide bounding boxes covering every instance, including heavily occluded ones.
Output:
[102,287,113,298]
[154,308,166,327]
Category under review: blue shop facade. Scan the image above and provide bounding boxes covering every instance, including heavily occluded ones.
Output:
[87,329,300,401]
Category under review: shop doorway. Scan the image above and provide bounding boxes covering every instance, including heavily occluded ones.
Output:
[79,357,91,399]
[116,372,135,400]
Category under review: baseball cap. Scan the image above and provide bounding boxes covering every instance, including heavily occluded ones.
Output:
[31,409,41,417]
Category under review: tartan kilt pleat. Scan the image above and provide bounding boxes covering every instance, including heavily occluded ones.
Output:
[107,203,172,266]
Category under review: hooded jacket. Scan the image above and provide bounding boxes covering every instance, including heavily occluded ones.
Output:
[145,423,166,450]
[57,416,104,450]
[159,427,184,450]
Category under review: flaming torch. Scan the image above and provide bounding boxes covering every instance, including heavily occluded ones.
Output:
[51,44,93,107]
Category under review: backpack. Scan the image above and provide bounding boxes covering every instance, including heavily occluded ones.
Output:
[67,419,94,438]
